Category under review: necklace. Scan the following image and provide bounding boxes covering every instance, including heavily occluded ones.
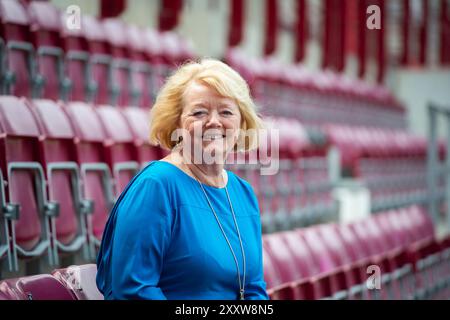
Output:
[194,171,246,300]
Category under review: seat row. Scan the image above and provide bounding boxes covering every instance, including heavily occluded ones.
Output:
[1,205,448,300]
[226,49,406,130]
[263,205,450,299]
[0,0,195,106]
[0,96,161,273]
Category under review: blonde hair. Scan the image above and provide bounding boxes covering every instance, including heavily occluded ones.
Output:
[149,59,264,151]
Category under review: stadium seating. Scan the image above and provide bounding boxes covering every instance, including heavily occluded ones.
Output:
[0,96,55,272]
[63,102,115,256]
[28,99,90,265]
[27,1,69,100]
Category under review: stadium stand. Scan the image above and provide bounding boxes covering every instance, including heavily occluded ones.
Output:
[0,0,449,300]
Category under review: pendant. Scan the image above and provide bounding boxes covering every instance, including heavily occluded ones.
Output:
[240,289,245,300]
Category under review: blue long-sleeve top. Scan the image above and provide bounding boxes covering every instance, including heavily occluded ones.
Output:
[96,160,269,300]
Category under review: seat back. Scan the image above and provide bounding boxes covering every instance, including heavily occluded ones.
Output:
[281,230,319,277]
[52,264,103,300]
[64,102,114,243]
[299,227,339,273]
[126,25,152,108]
[263,233,302,283]
[0,96,49,258]
[30,99,88,263]
[96,105,139,194]
[317,223,353,266]
[27,1,65,100]
[0,274,75,300]
[121,107,161,164]
[0,0,36,97]
[82,16,111,105]
[102,19,131,106]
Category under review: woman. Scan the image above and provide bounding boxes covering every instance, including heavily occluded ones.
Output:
[96,59,269,300]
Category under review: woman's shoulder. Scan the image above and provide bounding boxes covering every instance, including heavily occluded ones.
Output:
[138,160,185,184]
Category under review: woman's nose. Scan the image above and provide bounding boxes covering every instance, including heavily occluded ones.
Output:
[206,111,222,127]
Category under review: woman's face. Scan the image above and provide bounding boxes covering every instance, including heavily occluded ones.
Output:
[179,81,242,164]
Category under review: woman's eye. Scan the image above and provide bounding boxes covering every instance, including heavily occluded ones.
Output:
[192,111,206,117]
[221,110,233,116]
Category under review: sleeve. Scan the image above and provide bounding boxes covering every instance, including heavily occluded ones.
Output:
[110,176,174,300]
[245,189,270,300]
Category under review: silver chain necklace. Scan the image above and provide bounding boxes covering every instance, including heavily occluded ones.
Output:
[195,172,246,300]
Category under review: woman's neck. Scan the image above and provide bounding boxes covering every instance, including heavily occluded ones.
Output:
[163,150,227,188]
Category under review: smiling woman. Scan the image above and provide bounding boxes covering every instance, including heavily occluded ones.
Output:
[95,59,269,300]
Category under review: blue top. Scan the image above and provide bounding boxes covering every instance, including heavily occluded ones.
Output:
[96,160,269,300]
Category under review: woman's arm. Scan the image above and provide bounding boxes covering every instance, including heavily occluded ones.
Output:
[107,176,173,299]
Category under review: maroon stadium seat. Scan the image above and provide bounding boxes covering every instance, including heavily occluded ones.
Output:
[0,0,40,97]
[64,102,115,257]
[28,99,90,265]
[298,227,340,273]
[81,15,111,104]
[59,9,91,102]
[0,274,76,300]
[102,19,131,107]
[27,1,68,100]
[0,96,55,272]
[126,25,153,108]
[95,105,139,195]
[121,106,161,165]
[52,264,103,300]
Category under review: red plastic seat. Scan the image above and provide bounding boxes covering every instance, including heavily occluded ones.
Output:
[28,99,90,264]
[27,1,68,100]
[60,10,91,102]
[0,0,39,97]
[126,25,153,108]
[64,102,115,255]
[317,223,354,266]
[0,274,75,300]
[102,18,131,107]
[82,15,111,104]
[52,264,103,300]
[0,96,54,272]
[298,227,340,273]
[121,106,161,165]
[95,105,140,194]
[263,232,302,283]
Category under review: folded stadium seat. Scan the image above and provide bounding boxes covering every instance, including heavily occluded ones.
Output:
[95,105,140,195]
[262,246,284,298]
[27,1,69,100]
[298,227,340,273]
[0,96,56,272]
[349,219,387,257]
[126,25,153,108]
[159,31,183,76]
[27,99,90,265]
[281,230,320,277]
[335,223,371,262]
[102,19,132,107]
[143,28,164,101]
[0,0,41,97]
[316,224,354,267]
[52,264,103,300]
[64,102,115,258]
[263,233,304,284]
[0,274,75,300]
[82,15,112,105]
[263,233,316,300]
[121,106,161,166]
[59,10,91,102]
